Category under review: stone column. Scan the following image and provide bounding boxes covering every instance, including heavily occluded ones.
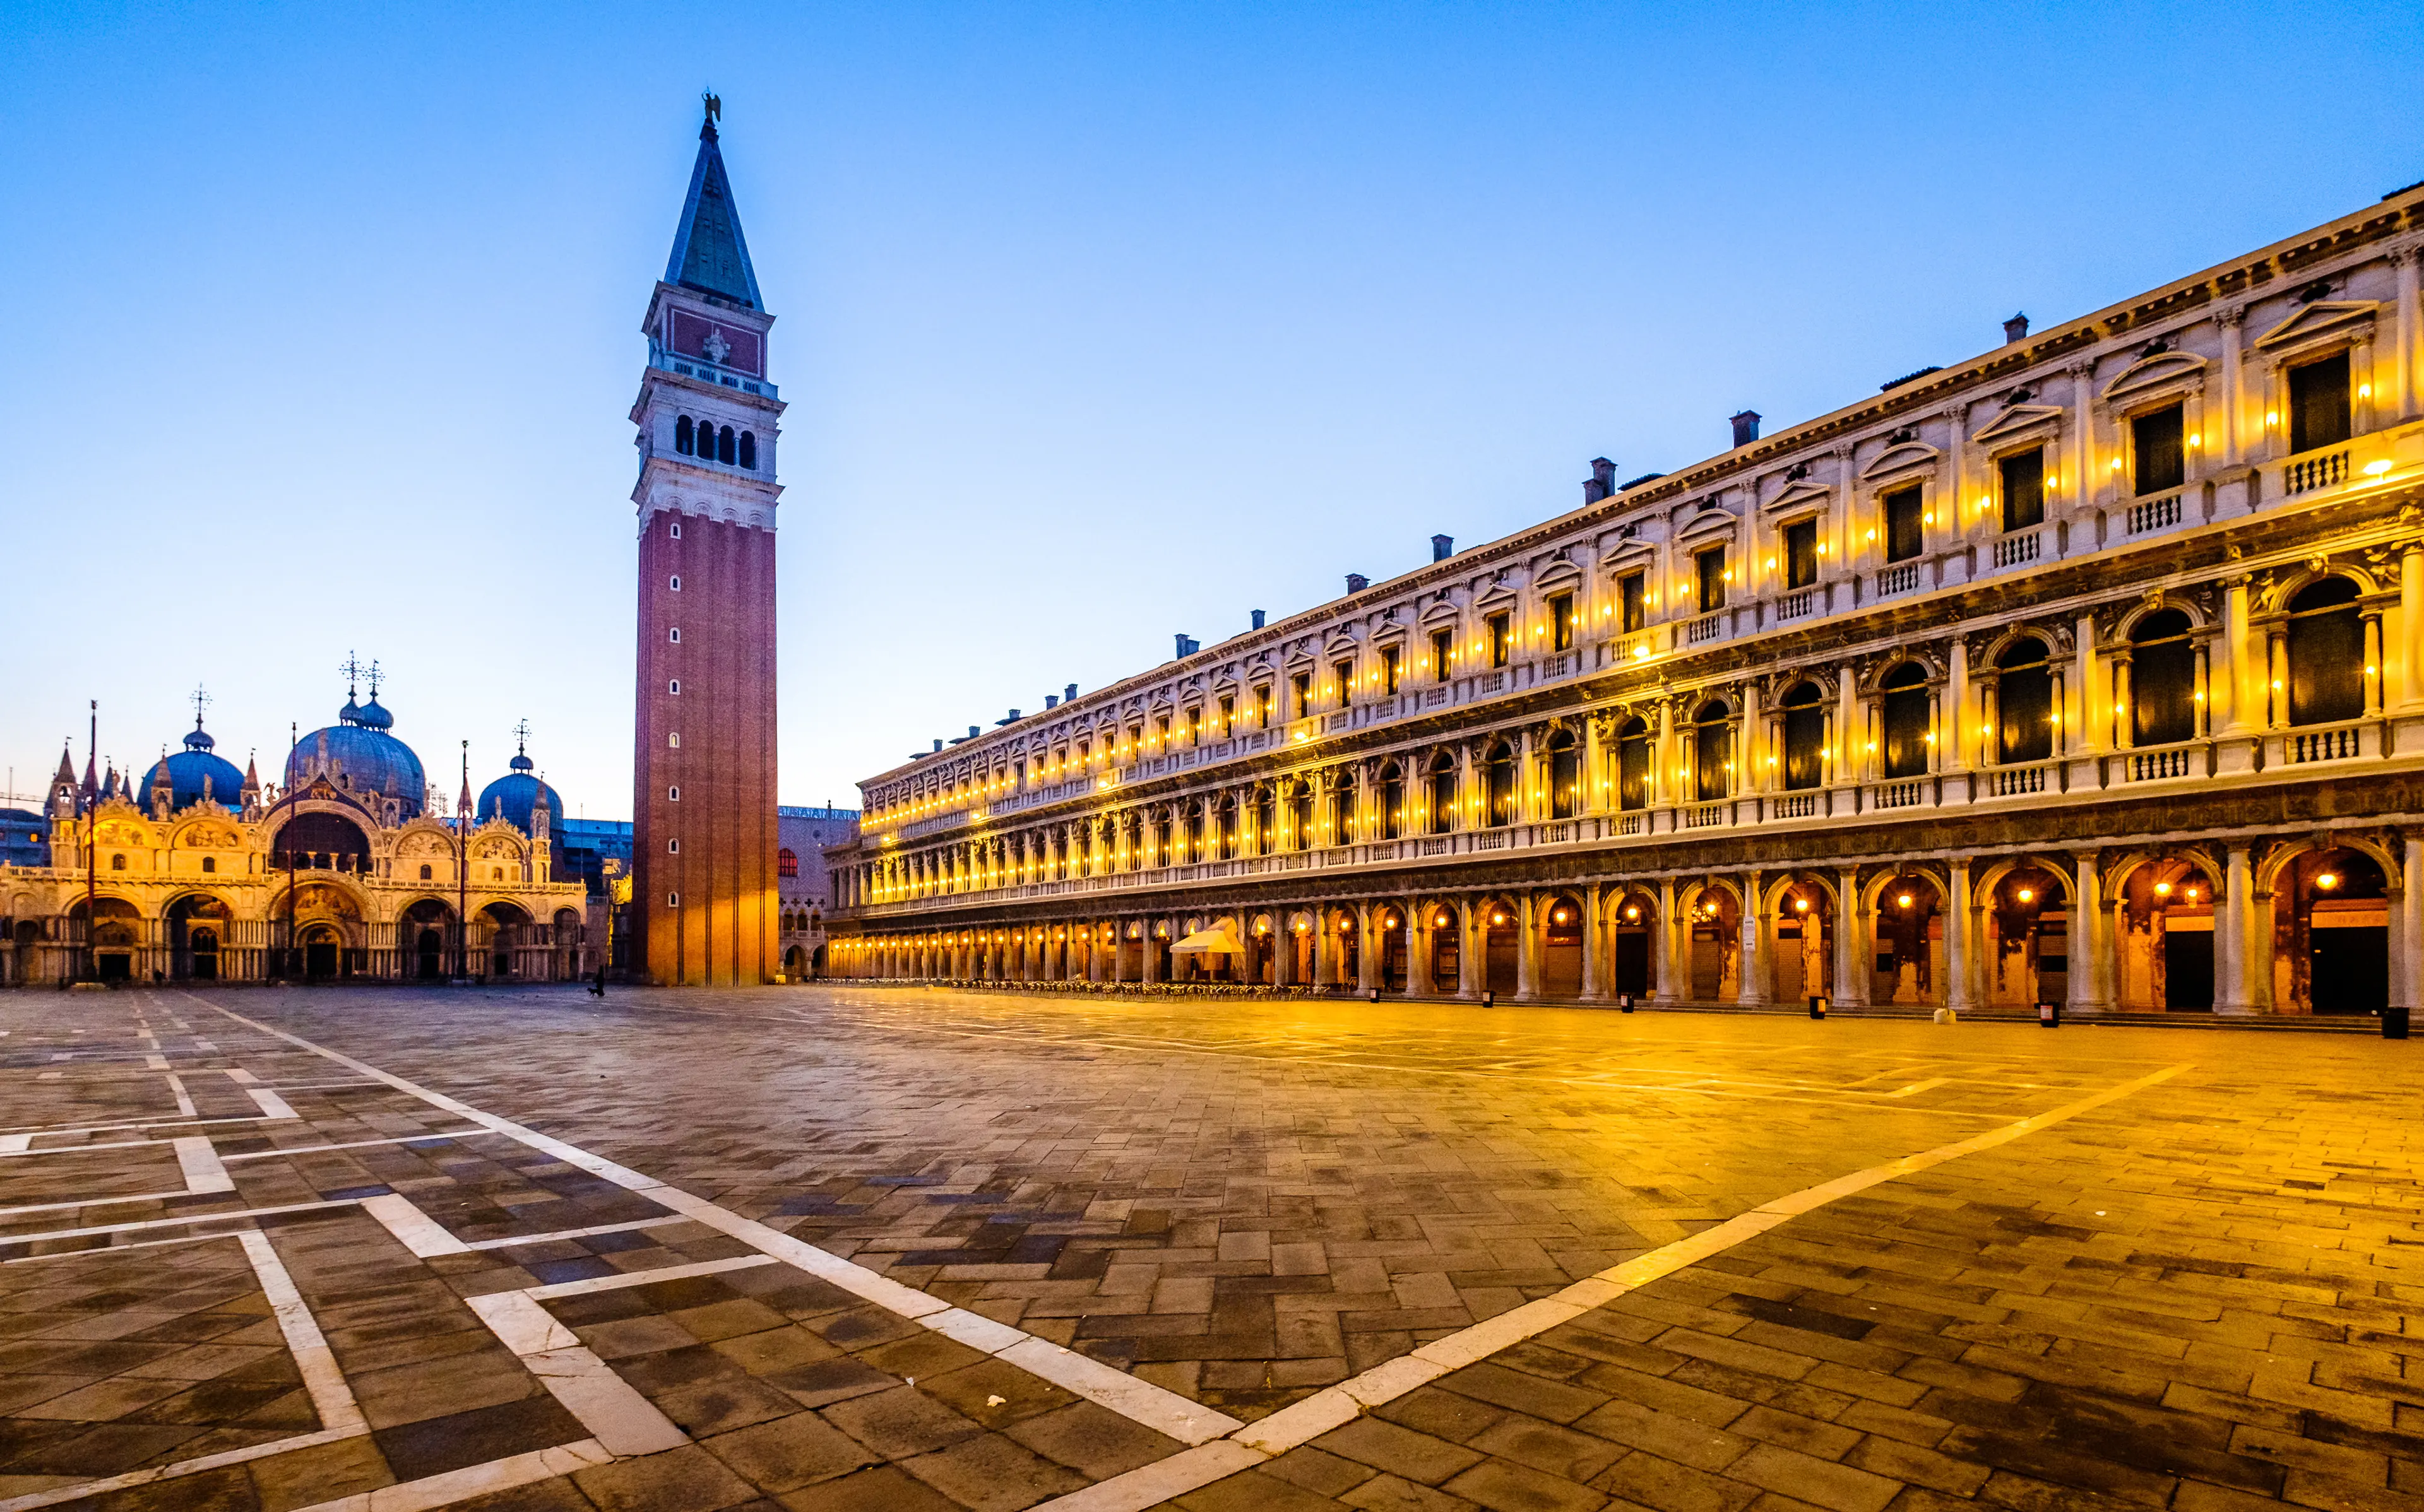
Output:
[1142,924,1163,984]
[1409,904,1435,998]
[1514,894,1540,1001]
[2069,854,2111,1015]
[2399,833,2423,1017]
[1459,901,1484,999]
[2249,883,2276,1013]
[1945,858,1975,1014]
[2216,846,2253,1015]
[1834,867,1866,1008]
[2112,653,2134,750]
[1579,887,1604,1001]
[1739,684,1762,794]
[2392,242,2421,422]
[1653,878,1681,1005]
[1314,912,1336,988]
[1735,873,1766,1008]
[2267,632,2289,728]
[1273,918,1295,987]
[2399,545,2424,714]
[2071,360,2099,526]
[2364,612,2385,716]
[2219,304,2247,466]
[1358,906,1381,993]
[1945,639,1970,773]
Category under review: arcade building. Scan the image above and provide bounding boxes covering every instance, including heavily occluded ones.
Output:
[826,184,2424,1020]
[0,683,600,986]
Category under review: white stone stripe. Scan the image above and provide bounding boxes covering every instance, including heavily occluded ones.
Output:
[0,1198,359,1248]
[521,1253,775,1300]
[223,1067,258,1083]
[0,1426,364,1511]
[191,993,1251,1448]
[163,1072,197,1118]
[237,1228,367,1434]
[0,1135,29,1154]
[220,1129,490,1162]
[0,1187,214,1220]
[1023,1062,2191,1511]
[174,1136,234,1193]
[285,1438,612,1512]
[463,1215,690,1249]
[144,1054,169,1070]
[360,1193,472,1257]
[464,1292,687,1455]
[247,1087,299,1119]
[1882,1076,1951,1098]
[3,1228,242,1265]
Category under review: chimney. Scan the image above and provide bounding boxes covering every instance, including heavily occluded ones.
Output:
[1583,458,1617,504]
[1730,411,1761,447]
[2004,312,2029,344]
[1004,709,1021,723]
[1431,534,1453,562]
[1065,683,1078,702]
[968,724,980,738]
[1345,573,1369,594]
[1175,634,1199,658]
[1043,695,1059,709]
[932,739,943,753]
[1251,609,1266,630]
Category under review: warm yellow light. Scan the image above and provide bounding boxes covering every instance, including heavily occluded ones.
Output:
[2365,459,2392,476]
[1794,898,1809,912]
[2185,889,2199,901]
[1898,894,1913,909]
[1766,557,1776,569]
[1865,529,1877,540]
[2317,871,2339,890]
[1624,906,1639,920]
[2189,433,2201,448]
[2266,410,2278,425]
[2154,880,2172,897]
[2017,887,2034,902]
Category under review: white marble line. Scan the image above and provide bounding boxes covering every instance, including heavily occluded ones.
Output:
[0,1198,358,1247]
[0,1136,28,1154]
[360,1193,472,1257]
[0,1426,364,1512]
[173,1135,234,1194]
[163,1072,196,1118]
[247,1087,299,1119]
[144,1054,169,1070]
[0,1113,273,1140]
[221,1129,490,1162]
[521,1253,776,1301]
[285,1438,612,1512]
[192,993,1255,1451]
[3,1228,244,1265]
[223,1067,258,1084]
[1882,1076,1952,1099]
[1021,1062,2192,1511]
[461,1214,688,1249]
[465,1291,688,1455]
[0,1186,208,1220]
[237,1227,367,1434]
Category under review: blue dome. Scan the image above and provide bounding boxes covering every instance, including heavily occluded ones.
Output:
[477,767,563,843]
[287,697,425,817]
[146,724,246,813]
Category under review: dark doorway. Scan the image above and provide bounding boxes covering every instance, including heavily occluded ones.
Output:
[97,952,131,982]
[305,934,338,980]
[1614,931,1649,998]
[2163,929,2214,1010]
[2311,924,2389,1015]
[417,929,444,980]
[191,929,219,981]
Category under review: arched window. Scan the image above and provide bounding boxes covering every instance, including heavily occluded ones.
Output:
[738,432,756,469]
[778,848,799,878]
[1427,752,1456,834]
[1378,764,1403,840]
[1254,787,1274,854]
[1995,637,2053,764]
[1217,794,1239,858]
[717,425,736,464]
[1880,664,1930,779]
[1485,743,1516,827]
[1290,781,1313,851]
[1780,682,1826,791]
[675,415,694,455]
[1184,800,1204,863]
[1546,731,1581,820]
[1329,773,1356,845]
[420,863,432,880]
[2130,609,2196,747]
[1615,717,1649,811]
[2287,578,2363,726]
[201,855,217,873]
[110,853,126,870]
[1692,700,1732,801]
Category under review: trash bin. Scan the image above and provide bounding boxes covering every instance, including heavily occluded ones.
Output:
[1617,993,1634,1013]
[1808,995,1827,1019]
[2384,1006,2411,1041]
[2038,1000,2060,1027]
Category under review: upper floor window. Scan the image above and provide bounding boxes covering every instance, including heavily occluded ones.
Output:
[1216,695,1233,735]
[1783,519,1819,590]
[2286,577,2363,726]
[1487,612,1511,668]
[1185,707,1202,746]
[668,521,681,539]
[668,627,681,643]
[201,856,217,873]
[1696,546,1727,613]
[1548,593,1575,653]
[2130,610,2197,747]
[737,432,757,469]
[1995,637,2053,764]
[1426,752,1456,834]
[2288,350,2351,454]
[1546,730,1579,820]
[1381,646,1401,695]
[2000,447,2046,531]
[1377,764,1403,840]
[1780,682,1825,790]
[778,848,799,878]
[1691,701,1731,801]
[1254,685,1272,726]
[1329,772,1356,844]
[420,863,433,880]
[669,575,681,591]
[1883,486,1923,564]
[675,415,695,454]
[2132,403,2185,495]
[1880,664,1931,779]
[1333,658,1355,706]
[1254,787,1275,854]
[1430,628,1453,681]
[1619,572,1646,633]
[1485,743,1516,827]
[1292,671,1312,719]
[1290,781,1313,849]
[1616,717,1650,811]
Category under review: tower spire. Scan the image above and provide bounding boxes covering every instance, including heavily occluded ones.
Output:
[664,96,762,309]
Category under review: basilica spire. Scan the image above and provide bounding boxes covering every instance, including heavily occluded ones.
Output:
[663,93,763,309]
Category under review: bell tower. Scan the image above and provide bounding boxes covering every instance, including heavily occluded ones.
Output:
[631,95,783,986]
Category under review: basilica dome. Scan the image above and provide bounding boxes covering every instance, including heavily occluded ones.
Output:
[477,747,563,843]
[285,694,426,817]
[145,720,246,813]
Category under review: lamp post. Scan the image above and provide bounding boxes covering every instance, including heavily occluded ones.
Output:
[81,700,95,983]
[456,740,470,983]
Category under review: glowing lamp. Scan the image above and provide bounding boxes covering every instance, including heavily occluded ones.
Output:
[2317,872,2339,890]
[1897,894,1914,909]
[2017,887,2034,902]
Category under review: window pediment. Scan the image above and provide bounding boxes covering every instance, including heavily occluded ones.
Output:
[1676,510,1740,545]
[2102,350,2208,405]
[1321,631,1360,657]
[1969,404,2064,449]
[2253,300,2377,354]
[1600,541,1656,574]
[1762,480,1834,514]
[1533,560,1584,593]
[1473,584,1518,614]
[1418,598,1461,626]
[1860,440,1942,480]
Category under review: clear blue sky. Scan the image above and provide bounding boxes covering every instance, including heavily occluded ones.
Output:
[3,2,2419,817]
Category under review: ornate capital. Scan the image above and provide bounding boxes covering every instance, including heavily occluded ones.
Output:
[2217,302,2246,329]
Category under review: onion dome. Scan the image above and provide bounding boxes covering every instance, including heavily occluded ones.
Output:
[476,729,564,844]
[146,711,246,813]
[286,673,425,817]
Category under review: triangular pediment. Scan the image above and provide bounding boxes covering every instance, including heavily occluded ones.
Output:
[1970,404,2065,447]
[1860,440,1941,479]
[1473,584,1518,613]
[1534,560,1584,592]
[2253,300,2377,352]
[1676,509,1739,543]
[1418,597,1461,626]
[2103,350,2208,403]
[1762,480,1834,514]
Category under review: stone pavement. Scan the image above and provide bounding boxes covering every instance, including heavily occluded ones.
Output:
[0,984,2414,1512]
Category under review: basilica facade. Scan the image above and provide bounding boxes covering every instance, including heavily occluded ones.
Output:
[824,184,2424,1020]
[0,687,598,987]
